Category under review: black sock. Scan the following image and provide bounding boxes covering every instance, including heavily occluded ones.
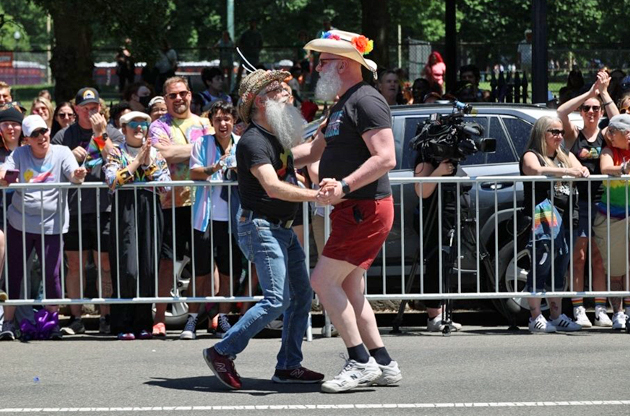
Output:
[369,347,392,366]
[347,344,370,363]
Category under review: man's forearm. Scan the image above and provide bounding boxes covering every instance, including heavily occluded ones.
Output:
[343,155,395,192]
[266,181,318,202]
[158,144,193,164]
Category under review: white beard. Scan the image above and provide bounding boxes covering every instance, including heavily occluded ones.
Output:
[265,98,306,150]
[315,63,342,101]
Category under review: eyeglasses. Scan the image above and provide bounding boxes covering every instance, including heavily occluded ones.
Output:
[317,58,343,68]
[581,105,601,112]
[57,112,75,119]
[620,106,630,114]
[166,91,190,100]
[127,121,150,130]
[546,129,565,136]
[30,128,48,138]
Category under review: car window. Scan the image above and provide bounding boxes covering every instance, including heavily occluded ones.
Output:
[457,117,488,166]
[401,116,427,169]
[484,116,517,164]
[502,116,533,157]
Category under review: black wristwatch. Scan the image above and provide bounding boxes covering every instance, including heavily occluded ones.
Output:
[102,132,108,140]
[340,179,351,195]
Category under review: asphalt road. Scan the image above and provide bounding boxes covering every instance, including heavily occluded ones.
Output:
[2,323,630,416]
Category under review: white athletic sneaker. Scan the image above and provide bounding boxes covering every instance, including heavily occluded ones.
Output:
[321,357,382,393]
[594,305,613,327]
[371,360,402,386]
[612,312,627,330]
[179,314,198,340]
[427,315,462,332]
[550,314,582,332]
[573,306,592,328]
[528,314,557,333]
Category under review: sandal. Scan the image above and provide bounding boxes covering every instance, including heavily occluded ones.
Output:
[152,322,166,337]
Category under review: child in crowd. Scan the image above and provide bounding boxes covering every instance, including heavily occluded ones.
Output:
[103,111,170,340]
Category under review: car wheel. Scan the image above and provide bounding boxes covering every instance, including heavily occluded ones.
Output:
[491,240,553,325]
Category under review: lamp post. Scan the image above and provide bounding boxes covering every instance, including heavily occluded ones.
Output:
[13,30,21,86]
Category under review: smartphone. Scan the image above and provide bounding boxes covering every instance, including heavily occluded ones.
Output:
[4,169,19,184]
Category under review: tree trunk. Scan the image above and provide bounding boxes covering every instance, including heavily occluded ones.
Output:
[361,0,389,71]
[48,2,94,103]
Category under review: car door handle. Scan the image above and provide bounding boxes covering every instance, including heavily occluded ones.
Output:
[480,181,514,190]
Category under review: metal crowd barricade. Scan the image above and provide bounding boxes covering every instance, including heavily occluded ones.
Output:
[2,175,630,327]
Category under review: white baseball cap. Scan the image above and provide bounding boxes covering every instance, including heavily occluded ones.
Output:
[22,115,48,137]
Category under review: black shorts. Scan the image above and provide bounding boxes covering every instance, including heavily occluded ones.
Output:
[64,213,110,252]
[161,206,192,261]
[193,220,243,277]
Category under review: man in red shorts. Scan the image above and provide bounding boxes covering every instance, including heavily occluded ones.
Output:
[293,30,402,393]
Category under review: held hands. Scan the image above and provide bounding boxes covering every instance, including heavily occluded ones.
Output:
[316,178,343,205]
[88,111,107,137]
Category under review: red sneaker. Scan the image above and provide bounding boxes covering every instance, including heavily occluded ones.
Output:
[203,347,242,390]
[271,367,324,384]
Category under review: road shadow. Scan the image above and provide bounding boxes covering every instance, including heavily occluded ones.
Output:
[144,376,364,395]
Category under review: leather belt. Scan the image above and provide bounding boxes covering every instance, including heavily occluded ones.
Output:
[240,209,294,229]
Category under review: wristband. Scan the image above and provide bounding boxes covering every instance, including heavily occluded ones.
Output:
[340,179,351,195]
[603,101,613,106]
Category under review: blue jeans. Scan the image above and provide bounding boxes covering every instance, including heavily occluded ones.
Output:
[213,213,313,370]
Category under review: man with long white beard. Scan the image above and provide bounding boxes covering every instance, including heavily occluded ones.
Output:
[294,30,402,393]
[203,69,324,390]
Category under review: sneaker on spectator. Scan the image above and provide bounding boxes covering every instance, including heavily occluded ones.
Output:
[215,314,232,338]
[573,306,592,328]
[612,312,627,330]
[594,305,613,327]
[371,360,403,386]
[529,314,557,333]
[427,315,462,332]
[203,347,242,390]
[272,367,324,384]
[0,320,16,341]
[152,322,166,337]
[61,318,85,335]
[99,315,111,335]
[117,332,135,340]
[180,315,198,340]
[550,314,582,332]
[0,289,7,301]
[321,357,382,393]
[50,325,63,340]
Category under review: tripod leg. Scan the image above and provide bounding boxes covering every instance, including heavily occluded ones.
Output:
[391,251,421,334]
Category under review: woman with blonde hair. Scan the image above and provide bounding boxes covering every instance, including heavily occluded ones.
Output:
[30,96,54,128]
[520,116,589,333]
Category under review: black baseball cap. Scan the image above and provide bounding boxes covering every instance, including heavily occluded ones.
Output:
[75,87,100,106]
[0,106,24,124]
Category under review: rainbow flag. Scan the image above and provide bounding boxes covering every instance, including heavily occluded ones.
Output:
[84,135,108,171]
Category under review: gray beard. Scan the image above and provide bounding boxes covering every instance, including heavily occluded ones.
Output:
[315,64,342,101]
[265,98,306,150]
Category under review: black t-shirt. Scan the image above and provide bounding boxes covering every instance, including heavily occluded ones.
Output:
[569,130,605,202]
[51,122,124,215]
[319,82,392,200]
[236,124,299,222]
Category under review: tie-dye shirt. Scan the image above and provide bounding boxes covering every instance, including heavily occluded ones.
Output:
[597,146,630,218]
[2,144,78,234]
[103,143,171,194]
[149,113,212,209]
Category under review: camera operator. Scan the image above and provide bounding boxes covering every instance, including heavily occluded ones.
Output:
[413,154,463,332]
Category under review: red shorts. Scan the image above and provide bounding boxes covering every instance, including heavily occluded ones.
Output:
[322,195,394,270]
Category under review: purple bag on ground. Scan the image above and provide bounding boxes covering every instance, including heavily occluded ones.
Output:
[20,310,59,340]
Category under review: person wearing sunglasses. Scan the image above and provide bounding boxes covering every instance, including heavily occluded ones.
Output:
[557,70,622,328]
[0,115,87,341]
[103,111,170,340]
[148,76,212,337]
[51,102,76,137]
[592,114,630,330]
[520,116,589,333]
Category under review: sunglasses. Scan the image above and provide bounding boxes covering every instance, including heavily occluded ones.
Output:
[620,106,630,114]
[57,112,75,119]
[546,129,565,136]
[166,91,189,100]
[127,121,150,130]
[30,128,48,138]
[581,105,601,112]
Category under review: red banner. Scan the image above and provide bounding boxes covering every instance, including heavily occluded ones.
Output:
[0,52,13,68]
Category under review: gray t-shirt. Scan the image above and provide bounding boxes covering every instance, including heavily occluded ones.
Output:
[51,122,123,215]
[3,144,79,235]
